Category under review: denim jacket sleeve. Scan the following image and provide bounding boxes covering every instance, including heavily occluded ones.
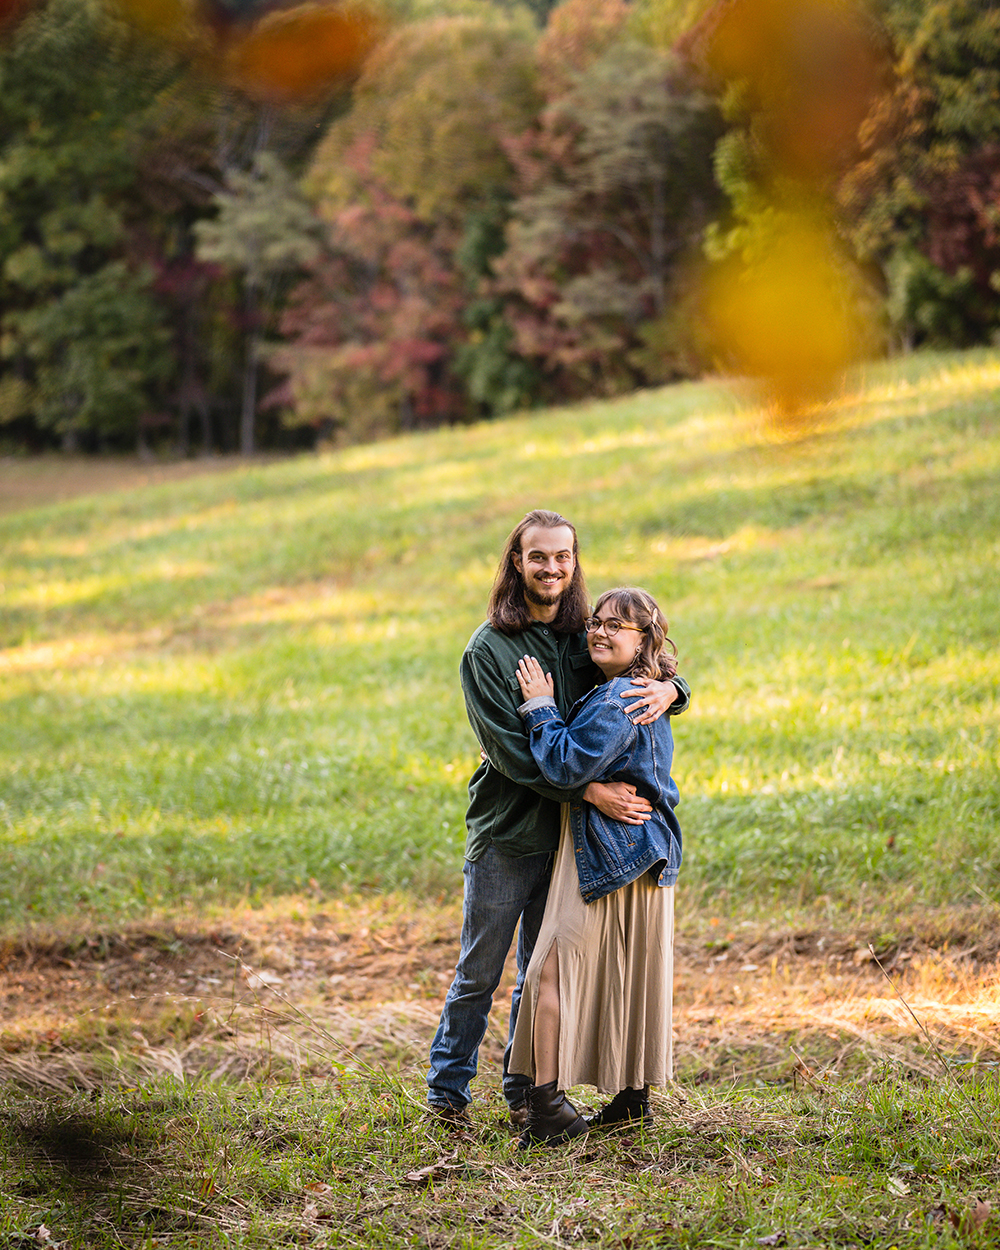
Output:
[461,646,587,803]
[520,690,635,789]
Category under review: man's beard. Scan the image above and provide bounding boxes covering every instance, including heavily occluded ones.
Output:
[524,579,565,608]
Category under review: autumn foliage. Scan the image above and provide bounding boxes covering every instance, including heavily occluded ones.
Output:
[278,7,721,439]
[1,0,999,452]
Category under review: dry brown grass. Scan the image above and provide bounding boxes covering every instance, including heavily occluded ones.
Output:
[2,898,997,1097]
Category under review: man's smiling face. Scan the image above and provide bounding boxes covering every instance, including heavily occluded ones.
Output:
[513,523,576,615]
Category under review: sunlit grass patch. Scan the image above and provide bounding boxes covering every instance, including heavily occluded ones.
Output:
[0,347,999,937]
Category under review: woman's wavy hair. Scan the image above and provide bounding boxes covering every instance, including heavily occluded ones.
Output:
[488,509,589,636]
[593,587,678,680]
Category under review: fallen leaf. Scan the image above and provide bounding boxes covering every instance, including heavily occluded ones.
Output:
[32,1228,67,1250]
[963,1199,992,1232]
[244,968,283,988]
[924,1199,991,1234]
[404,1151,466,1187]
[887,1176,910,1196]
[304,1181,334,1195]
[404,1162,466,1186]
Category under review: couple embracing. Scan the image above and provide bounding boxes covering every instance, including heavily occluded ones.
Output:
[427,509,687,1147]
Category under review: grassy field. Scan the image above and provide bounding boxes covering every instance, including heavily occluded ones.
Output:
[1,349,998,933]
[3,1073,999,1249]
[1,349,999,1247]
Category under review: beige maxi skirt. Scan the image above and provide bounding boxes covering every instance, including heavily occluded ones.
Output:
[509,805,674,1095]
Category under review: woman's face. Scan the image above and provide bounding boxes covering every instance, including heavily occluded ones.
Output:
[585,604,644,679]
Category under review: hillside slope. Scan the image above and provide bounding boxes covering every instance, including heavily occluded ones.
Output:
[1,350,998,932]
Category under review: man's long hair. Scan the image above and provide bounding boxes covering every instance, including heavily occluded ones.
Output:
[488,509,589,636]
[593,587,678,680]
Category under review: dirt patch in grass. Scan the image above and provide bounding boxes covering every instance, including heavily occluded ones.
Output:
[1,899,997,1094]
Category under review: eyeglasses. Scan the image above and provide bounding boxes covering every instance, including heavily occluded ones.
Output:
[584,616,644,637]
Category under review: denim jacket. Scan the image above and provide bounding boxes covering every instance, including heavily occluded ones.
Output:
[462,619,691,861]
[520,676,682,902]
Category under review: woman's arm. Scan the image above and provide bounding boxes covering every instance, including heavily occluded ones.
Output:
[516,657,635,789]
[463,646,582,802]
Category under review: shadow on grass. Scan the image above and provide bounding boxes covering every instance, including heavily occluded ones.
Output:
[1,1096,215,1244]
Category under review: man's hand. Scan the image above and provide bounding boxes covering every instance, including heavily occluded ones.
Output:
[619,677,678,725]
[584,780,652,825]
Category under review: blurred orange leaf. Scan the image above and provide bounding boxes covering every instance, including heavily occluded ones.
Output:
[700,212,873,415]
[225,4,383,102]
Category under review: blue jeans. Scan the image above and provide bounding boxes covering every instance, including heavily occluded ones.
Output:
[426,845,552,1110]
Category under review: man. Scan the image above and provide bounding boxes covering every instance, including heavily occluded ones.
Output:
[426,509,690,1123]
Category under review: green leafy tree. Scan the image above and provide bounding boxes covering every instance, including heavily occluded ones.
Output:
[840,0,1000,347]
[195,150,321,454]
[452,193,540,416]
[310,14,540,220]
[0,0,175,449]
[133,72,349,456]
[9,263,171,445]
[0,0,346,454]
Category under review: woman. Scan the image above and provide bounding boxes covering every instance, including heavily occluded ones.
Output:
[509,586,683,1147]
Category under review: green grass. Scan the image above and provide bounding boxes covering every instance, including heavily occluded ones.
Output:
[2,350,1000,1249]
[1,348,999,933]
[3,1071,999,1248]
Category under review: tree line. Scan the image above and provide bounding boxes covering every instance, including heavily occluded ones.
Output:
[0,0,997,455]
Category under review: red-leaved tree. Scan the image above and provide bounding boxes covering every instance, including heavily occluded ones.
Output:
[275,15,541,441]
[496,38,722,401]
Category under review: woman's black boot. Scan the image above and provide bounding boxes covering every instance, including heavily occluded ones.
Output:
[518,1080,589,1148]
[587,1085,651,1129]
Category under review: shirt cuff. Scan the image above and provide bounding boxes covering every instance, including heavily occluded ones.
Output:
[518,694,557,715]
